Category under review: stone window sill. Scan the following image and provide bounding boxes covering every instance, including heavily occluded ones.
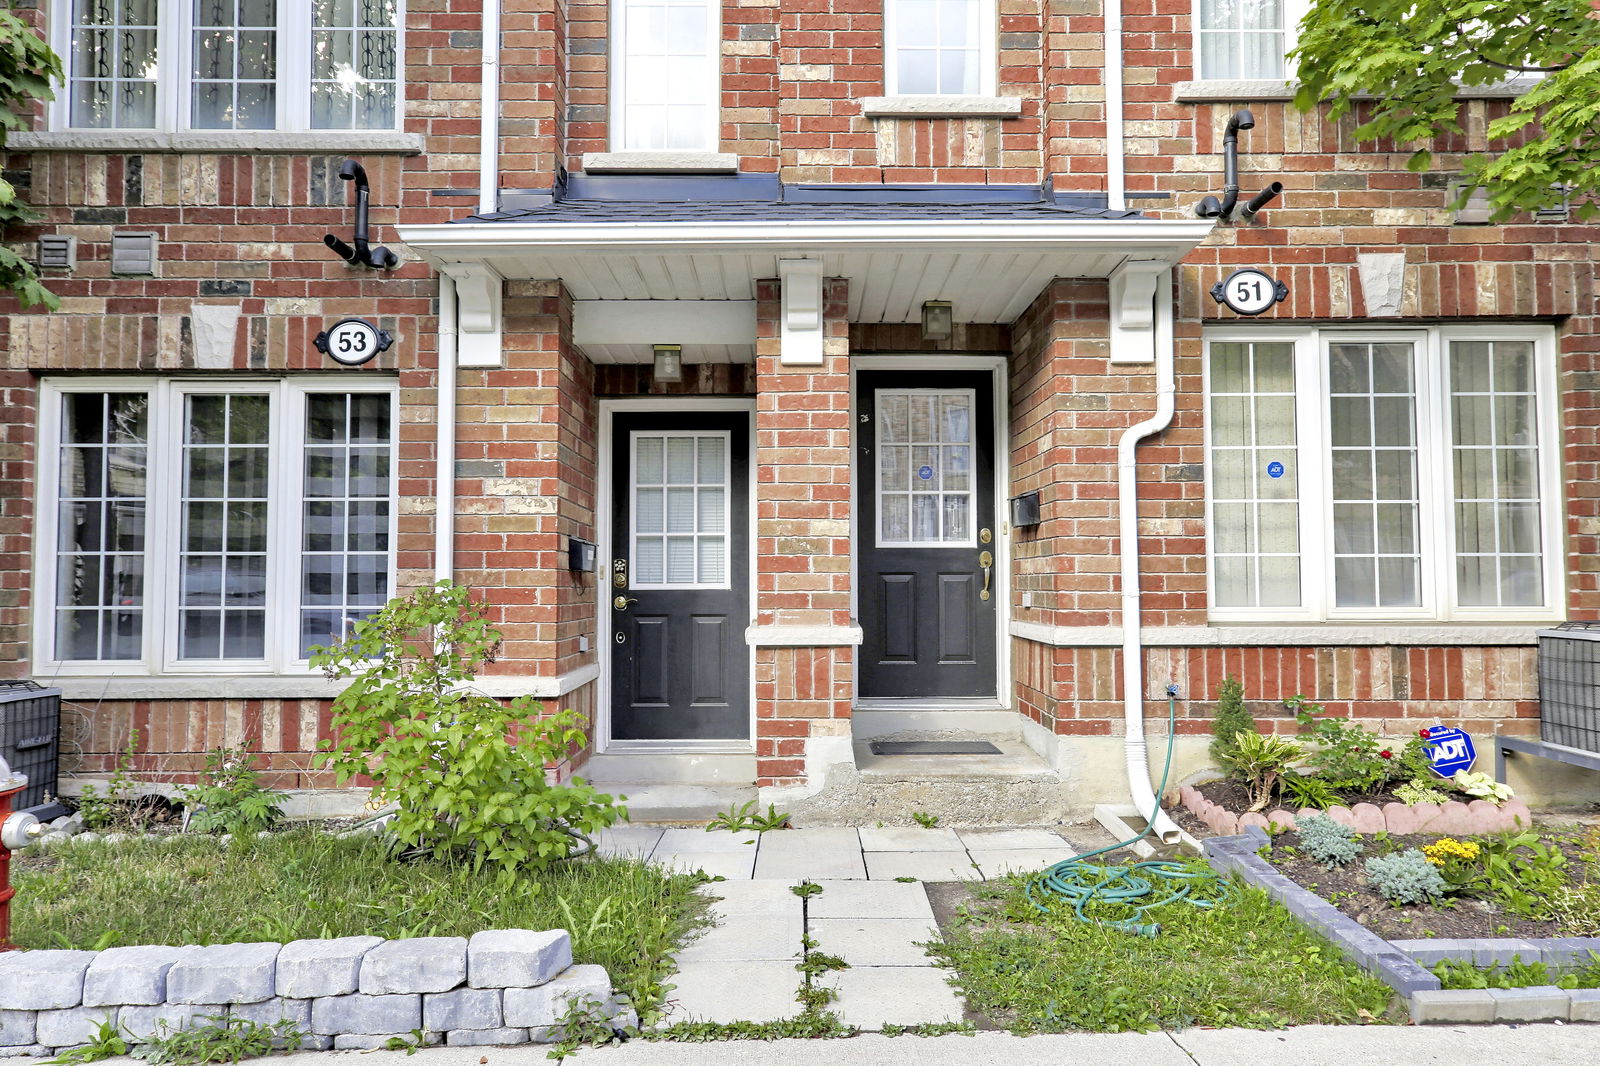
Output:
[860,95,1023,118]
[1173,78,1540,103]
[8,129,425,154]
[581,151,739,174]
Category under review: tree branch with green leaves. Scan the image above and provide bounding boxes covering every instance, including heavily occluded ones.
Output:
[0,7,59,309]
[1290,0,1600,220]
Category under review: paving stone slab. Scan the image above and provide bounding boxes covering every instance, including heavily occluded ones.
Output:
[33,1007,118,1049]
[0,951,96,1010]
[956,829,1071,851]
[0,1011,36,1047]
[276,937,384,999]
[655,828,759,854]
[119,1003,230,1043]
[1569,988,1600,1022]
[360,938,468,995]
[1490,987,1569,1022]
[857,827,965,853]
[828,966,965,1029]
[673,915,803,964]
[311,994,422,1036]
[807,919,941,968]
[167,943,279,1005]
[970,849,1076,878]
[665,961,798,1025]
[467,930,572,989]
[503,965,613,1029]
[445,1028,530,1046]
[1408,989,1496,1025]
[807,880,935,921]
[863,852,983,882]
[754,830,867,880]
[593,827,664,858]
[423,987,503,1032]
[697,880,801,920]
[651,850,757,880]
[83,946,190,1008]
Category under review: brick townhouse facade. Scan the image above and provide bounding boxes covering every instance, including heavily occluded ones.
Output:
[0,0,1595,822]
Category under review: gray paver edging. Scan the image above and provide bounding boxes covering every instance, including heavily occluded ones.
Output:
[1203,828,1600,1026]
[0,930,631,1057]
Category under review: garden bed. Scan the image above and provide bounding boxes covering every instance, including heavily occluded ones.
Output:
[1180,779,1532,838]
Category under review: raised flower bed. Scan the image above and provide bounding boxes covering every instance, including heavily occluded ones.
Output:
[1179,782,1532,837]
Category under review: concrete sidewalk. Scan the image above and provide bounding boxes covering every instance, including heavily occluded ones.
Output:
[266,1023,1592,1066]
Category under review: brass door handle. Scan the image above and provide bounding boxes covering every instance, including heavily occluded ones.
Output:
[979,550,993,601]
[613,595,638,611]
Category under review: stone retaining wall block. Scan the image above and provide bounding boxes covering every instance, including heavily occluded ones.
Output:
[118,1003,230,1043]
[1569,988,1600,1022]
[1490,987,1570,1022]
[331,1033,442,1051]
[276,937,383,999]
[446,1028,530,1046]
[0,1047,48,1058]
[167,944,279,1005]
[229,997,312,1032]
[0,1012,37,1048]
[422,988,502,1032]
[0,951,96,1010]
[467,930,572,989]
[504,965,614,1034]
[359,938,468,995]
[83,946,192,1008]
[32,1007,118,1049]
[1473,939,1539,967]
[311,994,421,1036]
[1409,989,1497,1025]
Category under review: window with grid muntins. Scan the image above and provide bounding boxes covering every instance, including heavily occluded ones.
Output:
[876,390,975,547]
[631,433,728,588]
[888,0,988,95]
[614,0,717,150]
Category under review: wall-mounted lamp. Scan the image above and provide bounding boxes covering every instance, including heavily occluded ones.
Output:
[921,300,953,342]
[652,344,683,383]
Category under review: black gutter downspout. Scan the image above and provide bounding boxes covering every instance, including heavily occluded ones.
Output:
[1197,110,1260,221]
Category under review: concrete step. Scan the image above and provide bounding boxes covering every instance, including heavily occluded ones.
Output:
[849,706,1023,742]
[852,736,1054,780]
[597,784,759,824]
[582,751,756,786]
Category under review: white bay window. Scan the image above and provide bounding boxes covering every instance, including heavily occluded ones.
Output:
[57,0,400,132]
[1204,327,1561,622]
[38,378,397,674]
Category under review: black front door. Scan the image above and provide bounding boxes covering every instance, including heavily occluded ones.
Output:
[857,371,998,699]
[609,411,750,740]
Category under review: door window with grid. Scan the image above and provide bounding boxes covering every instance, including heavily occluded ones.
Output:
[876,390,975,547]
[631,432,729,588]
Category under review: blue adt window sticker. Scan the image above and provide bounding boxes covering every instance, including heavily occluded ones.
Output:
[1266,461,1285,479]
[917,465,934,481]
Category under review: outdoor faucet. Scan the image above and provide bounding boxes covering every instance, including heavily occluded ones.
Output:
[324,159,400,270]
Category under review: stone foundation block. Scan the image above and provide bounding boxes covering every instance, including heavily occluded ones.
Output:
[84,946,191,1008]
[422,988,502,1032]
[0,951,96,1010]
[0,1012,37,1048]
[467,930,572,989]
[276,937,383,999]
[359,938,468,995]
[504,966,613,1030]
[33,1007,117,1049]
[167,944,279,1005]
[229,998,312,1031]
[446,1028,530,1046]
[311,994,421,1036]
[1490,987,1569,1022]
[119,1003,229,1043]
[1409,989,1496,1024]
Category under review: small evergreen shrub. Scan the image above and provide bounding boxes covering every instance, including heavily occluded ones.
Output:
[1297,814,1362,867]
[1365,849,1447,905]
[1209,675,1257,771]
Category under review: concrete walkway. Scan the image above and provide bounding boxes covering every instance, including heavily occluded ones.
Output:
[595,824,1088,1029]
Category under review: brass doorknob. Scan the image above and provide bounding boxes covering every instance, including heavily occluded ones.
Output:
[613,595,638,611]
[979,550,993,601]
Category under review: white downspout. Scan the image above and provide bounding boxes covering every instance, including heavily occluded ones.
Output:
[479,0,501,215]
[1117,267,1179,842]
[435,276,458,583]
[1104,0,1125,211]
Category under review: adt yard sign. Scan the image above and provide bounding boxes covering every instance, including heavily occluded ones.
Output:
[1423,726,1476,777]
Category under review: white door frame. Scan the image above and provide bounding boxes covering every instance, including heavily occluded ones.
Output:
[849,354,1012,708]
[595,396,758,754]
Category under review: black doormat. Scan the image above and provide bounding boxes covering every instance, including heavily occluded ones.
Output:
[868,740,1002,756]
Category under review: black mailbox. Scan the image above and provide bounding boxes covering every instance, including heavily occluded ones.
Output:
[1010,491,1041,529]
[568,537,597,572]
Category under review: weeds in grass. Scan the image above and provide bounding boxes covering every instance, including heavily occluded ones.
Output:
[180,742,284,837]
[879,1022,978,1037]
[75,730,145,832]
[14,830,708,1023]
[932,869,1396,1032]
[130,1016,306,1065]
[47,1019,128,1065]
[705,801,791,834]
[376,1030,430,1055]
[1434,953,1600,991]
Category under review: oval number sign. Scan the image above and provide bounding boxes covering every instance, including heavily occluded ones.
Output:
[325,319,382,365]
[1211,268,1287,316]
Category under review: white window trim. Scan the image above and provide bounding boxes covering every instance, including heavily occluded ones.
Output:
[883,0,998,99]
[1191,0,1309,83]
[608,0,721,154]
[32,375,400,678]
[1202,324,1563,625]
[48,0,405,134]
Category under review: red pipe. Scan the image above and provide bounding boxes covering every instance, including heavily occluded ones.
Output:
[0,782,20,951]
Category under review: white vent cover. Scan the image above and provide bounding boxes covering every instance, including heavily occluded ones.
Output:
[110,232,158,275]
[37,235,76,270]
[1451,184,1491,225]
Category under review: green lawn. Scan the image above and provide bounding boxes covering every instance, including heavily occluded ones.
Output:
[13,830,709,1022]
[930,862,1399,1032]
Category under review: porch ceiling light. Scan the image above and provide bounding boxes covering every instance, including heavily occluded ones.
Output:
[921,300,953,342]
[653,343,683,383]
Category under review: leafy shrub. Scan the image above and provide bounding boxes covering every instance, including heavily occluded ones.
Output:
[1364,849,1447,905]
[1227,731,1306,812]
[1469,831,1568,919]
[76,729,143,832]
[312,581,626,885]
[1297,814,1362,867]
[1209,675,1257,771]
[1288,697,1394,794]
[181,741,284,836]
[1451,770,1515,804]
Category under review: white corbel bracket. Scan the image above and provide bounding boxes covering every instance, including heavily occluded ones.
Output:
[1108,259,1168,365]
[778,259,824,366]
[440,261,503,367]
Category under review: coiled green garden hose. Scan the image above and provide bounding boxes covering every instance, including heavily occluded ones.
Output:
[1025,697,1230,936]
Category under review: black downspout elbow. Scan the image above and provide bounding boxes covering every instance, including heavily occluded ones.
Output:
[1217,109,1254,221]
[323,159,400,270]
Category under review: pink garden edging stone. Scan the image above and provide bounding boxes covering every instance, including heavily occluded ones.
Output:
[1180,788,1532,835]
